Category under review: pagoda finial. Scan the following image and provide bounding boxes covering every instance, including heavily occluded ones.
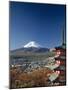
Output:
[62,26,66,46]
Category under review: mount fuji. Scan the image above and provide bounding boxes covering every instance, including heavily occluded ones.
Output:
[11,41,49,55]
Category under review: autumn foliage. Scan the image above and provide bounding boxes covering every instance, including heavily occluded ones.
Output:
[10,67,53,88]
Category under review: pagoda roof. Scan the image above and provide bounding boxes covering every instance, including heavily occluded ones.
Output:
[55,56,66,60]
[55,44,66,50]
[54,65,66,70]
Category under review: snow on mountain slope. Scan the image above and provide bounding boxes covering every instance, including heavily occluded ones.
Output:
[24,41,40,48]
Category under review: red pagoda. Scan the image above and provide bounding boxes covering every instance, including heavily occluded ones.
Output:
[54,28,66,85]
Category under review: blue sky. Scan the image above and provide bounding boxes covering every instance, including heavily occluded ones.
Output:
[9,1,66,50]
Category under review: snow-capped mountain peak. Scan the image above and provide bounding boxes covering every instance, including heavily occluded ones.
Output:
[24,41,40,48]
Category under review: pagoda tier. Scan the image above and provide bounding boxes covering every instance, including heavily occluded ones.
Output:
[53,76,66,84]
[55,49,66,56]
[54,66,66,71]
[55,56,66,60]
